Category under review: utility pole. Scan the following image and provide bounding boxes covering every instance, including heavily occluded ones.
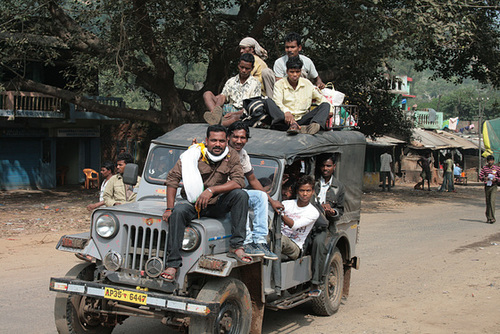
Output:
[478,99,483,171]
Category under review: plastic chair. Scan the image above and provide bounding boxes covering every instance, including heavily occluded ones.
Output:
[83,168,99,189]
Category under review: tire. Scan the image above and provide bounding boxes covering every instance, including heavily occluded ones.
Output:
[312,247,344,316]
[189,277,252,334]
[54,263,114,334]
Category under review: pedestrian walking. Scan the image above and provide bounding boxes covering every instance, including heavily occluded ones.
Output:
[479,155,500,224]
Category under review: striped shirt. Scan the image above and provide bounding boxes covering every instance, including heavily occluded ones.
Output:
[479,164,500,186]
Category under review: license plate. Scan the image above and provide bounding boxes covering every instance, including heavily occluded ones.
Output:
[104,287,147,305]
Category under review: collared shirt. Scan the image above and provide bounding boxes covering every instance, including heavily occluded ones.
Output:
[166,147,245,205]
[221,75,261,109]
[272,77,328,120]
[103,174,141,207]
[318,176,333,204]
[273,54,319,80]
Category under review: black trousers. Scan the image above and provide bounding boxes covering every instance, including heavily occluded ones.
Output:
[166,189,249,268]
[268,102,331,130]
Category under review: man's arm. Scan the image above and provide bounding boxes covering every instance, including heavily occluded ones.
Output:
[195,180,240,210]
[162,186,178,221]
[87,201,105,211]
[282,206,319,230]
[246,172,284,212]
[313,76,325,90]
[273,58,286,80]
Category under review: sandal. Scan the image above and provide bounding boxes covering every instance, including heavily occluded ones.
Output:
[227,247,252,264]
[203,106,223,125]
[286,123,301,135]
[160,267,177,282]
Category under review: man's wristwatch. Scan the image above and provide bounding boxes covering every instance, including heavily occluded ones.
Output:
[165,207,174,212]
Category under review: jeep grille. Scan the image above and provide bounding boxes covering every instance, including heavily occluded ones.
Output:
[123,224,168,271]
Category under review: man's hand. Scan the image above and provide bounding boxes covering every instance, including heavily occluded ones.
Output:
[316,77,326,90]
[322,203,337,217]
[86,203,96,211]
[162,210,172,222]
[270,198,284,213]
[284,111,295,125]
[195,188,213,210]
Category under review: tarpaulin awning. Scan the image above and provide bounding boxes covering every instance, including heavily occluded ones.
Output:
[482,118,500,160]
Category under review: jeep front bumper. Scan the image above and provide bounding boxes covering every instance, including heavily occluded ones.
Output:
[49,277,219,317]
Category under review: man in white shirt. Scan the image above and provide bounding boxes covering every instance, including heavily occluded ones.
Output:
[227,121,282,260]
[203,53,261,127]
[380,149,393,191]
[280,175,319,260]
[273,32,325,89]
[86,161,114,211]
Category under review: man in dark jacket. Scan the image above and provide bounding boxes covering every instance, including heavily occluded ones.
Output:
[309,153,345,296]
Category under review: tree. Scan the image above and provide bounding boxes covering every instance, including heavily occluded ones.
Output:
[1,0,499,137]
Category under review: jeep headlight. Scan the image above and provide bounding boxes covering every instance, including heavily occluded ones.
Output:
[182,226,200,252]
[95,213,119,238]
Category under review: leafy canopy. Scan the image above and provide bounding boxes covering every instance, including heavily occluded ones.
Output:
[0,0,499,138]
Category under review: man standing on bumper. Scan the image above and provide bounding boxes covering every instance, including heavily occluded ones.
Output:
[161,125,250,282]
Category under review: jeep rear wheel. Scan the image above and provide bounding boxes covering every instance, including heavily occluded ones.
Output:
[189,277,252,334]
[54,263,114,334]
[312,247,344,316]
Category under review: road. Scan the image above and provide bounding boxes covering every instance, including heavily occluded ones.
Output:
[1,187,499,333]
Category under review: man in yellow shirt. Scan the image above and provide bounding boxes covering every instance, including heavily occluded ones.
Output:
[272,56,330,135]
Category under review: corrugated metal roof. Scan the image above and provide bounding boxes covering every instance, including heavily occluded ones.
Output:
[366,135,406,147]
[410,129,477,150]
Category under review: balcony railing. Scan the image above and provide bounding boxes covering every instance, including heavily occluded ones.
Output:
[327,105,359,129]
[414,110,443,129]
[0,91,63,112]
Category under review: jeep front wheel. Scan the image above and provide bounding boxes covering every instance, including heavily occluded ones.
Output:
[54,263,114,334]
[311,247,344,316]
[189,277,252,334]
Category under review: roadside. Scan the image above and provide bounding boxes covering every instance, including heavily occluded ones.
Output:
[0,182,498,334]
[0,182,487,238]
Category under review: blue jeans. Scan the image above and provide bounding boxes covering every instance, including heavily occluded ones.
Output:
[244,190,269,244]
[440,172,454,192]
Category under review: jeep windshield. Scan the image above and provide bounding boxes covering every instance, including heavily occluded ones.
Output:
[144,146,280,193]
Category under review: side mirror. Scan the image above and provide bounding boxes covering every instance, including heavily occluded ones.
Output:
[123,163,139,185]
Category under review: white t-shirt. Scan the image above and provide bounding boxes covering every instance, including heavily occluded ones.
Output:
[273,54,319,80]
[380,153,392,172]
[99,178,109,202]
[281,199,319,250]
[238,148,253,175]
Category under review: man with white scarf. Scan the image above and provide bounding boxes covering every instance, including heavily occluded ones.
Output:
[239,37,276,98]
[161,125,250,282]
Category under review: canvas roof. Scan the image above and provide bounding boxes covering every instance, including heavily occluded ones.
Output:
[152,123,366,163]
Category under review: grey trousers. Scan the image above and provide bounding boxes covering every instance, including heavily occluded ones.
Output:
[485,185,497,221]
[281,234,301,260]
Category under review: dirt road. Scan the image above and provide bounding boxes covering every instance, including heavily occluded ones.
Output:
[0,184,499,333]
